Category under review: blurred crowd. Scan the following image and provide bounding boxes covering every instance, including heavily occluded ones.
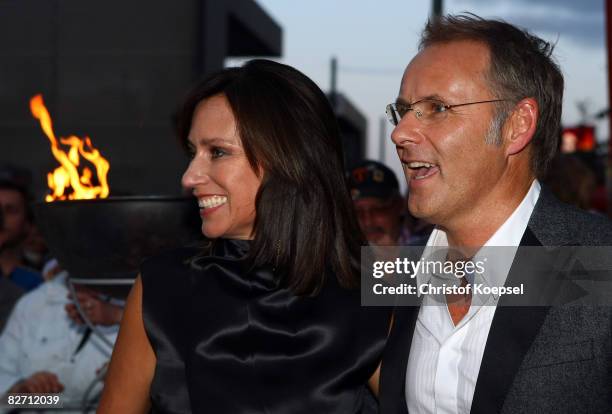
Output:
[0,165,122,411]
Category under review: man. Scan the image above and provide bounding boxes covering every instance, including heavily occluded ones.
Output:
[348,160,404,246]
[0,268,121,408]
[379,14,612,414]
[0,179,42,332]
[347,160,406,414]
[0,180,43,291]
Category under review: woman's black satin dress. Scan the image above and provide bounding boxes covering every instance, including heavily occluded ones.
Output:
[141,239,390,413]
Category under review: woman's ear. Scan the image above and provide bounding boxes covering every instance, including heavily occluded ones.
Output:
[504,97,538,156]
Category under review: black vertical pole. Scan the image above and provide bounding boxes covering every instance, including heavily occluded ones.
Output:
[330,56,338,109]
[379,117,386,162]
[432,0,443,20]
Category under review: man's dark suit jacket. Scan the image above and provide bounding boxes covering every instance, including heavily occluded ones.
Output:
[379,188,612,413]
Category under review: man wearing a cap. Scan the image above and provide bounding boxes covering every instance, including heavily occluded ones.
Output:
[348,160,404,246]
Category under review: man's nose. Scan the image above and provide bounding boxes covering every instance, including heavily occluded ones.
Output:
[390,116,423,148]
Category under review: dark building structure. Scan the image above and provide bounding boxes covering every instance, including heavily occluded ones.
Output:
[328,57,367,169]
[329,92,367,169]
[0,0,281,198]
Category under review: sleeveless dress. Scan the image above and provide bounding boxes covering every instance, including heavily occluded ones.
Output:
[141,239,390,413]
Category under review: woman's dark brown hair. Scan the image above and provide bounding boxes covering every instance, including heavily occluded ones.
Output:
[177,59,363,295]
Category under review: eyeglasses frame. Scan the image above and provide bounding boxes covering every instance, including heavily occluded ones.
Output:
[385,98,509,126]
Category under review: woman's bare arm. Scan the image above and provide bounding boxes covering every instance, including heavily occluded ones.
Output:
[368,363,382,396]
[98,276,155,413]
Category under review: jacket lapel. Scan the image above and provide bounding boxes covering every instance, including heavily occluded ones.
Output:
[470,227,550,413]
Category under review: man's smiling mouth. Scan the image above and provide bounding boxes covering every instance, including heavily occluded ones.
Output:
[403,161,440,180]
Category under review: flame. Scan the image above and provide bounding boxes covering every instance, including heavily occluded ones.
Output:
[29,94,110,201]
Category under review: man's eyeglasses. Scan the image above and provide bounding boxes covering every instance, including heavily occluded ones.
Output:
[385,98,507,126]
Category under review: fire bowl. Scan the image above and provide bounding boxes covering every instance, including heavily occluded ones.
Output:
[33,196,202,298]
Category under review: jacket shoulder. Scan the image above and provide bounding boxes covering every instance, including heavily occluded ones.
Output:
[529,188,612,246]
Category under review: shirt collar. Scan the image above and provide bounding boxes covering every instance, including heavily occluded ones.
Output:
[417,180,541,289]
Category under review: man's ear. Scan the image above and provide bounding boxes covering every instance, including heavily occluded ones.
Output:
[504,97,538,156]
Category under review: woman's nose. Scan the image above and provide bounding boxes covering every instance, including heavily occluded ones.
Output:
[181,158,210,190]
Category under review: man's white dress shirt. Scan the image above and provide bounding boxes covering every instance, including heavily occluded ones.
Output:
[0,272,118,408]
[405,180,541,414]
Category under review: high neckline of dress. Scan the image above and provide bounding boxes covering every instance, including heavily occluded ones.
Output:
[210,238,251,259]
[193,238,278,290]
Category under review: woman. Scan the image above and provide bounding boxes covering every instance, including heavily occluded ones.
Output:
[98,59,390,413]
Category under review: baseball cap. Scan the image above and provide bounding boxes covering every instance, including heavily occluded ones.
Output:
[347,160,399,200]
